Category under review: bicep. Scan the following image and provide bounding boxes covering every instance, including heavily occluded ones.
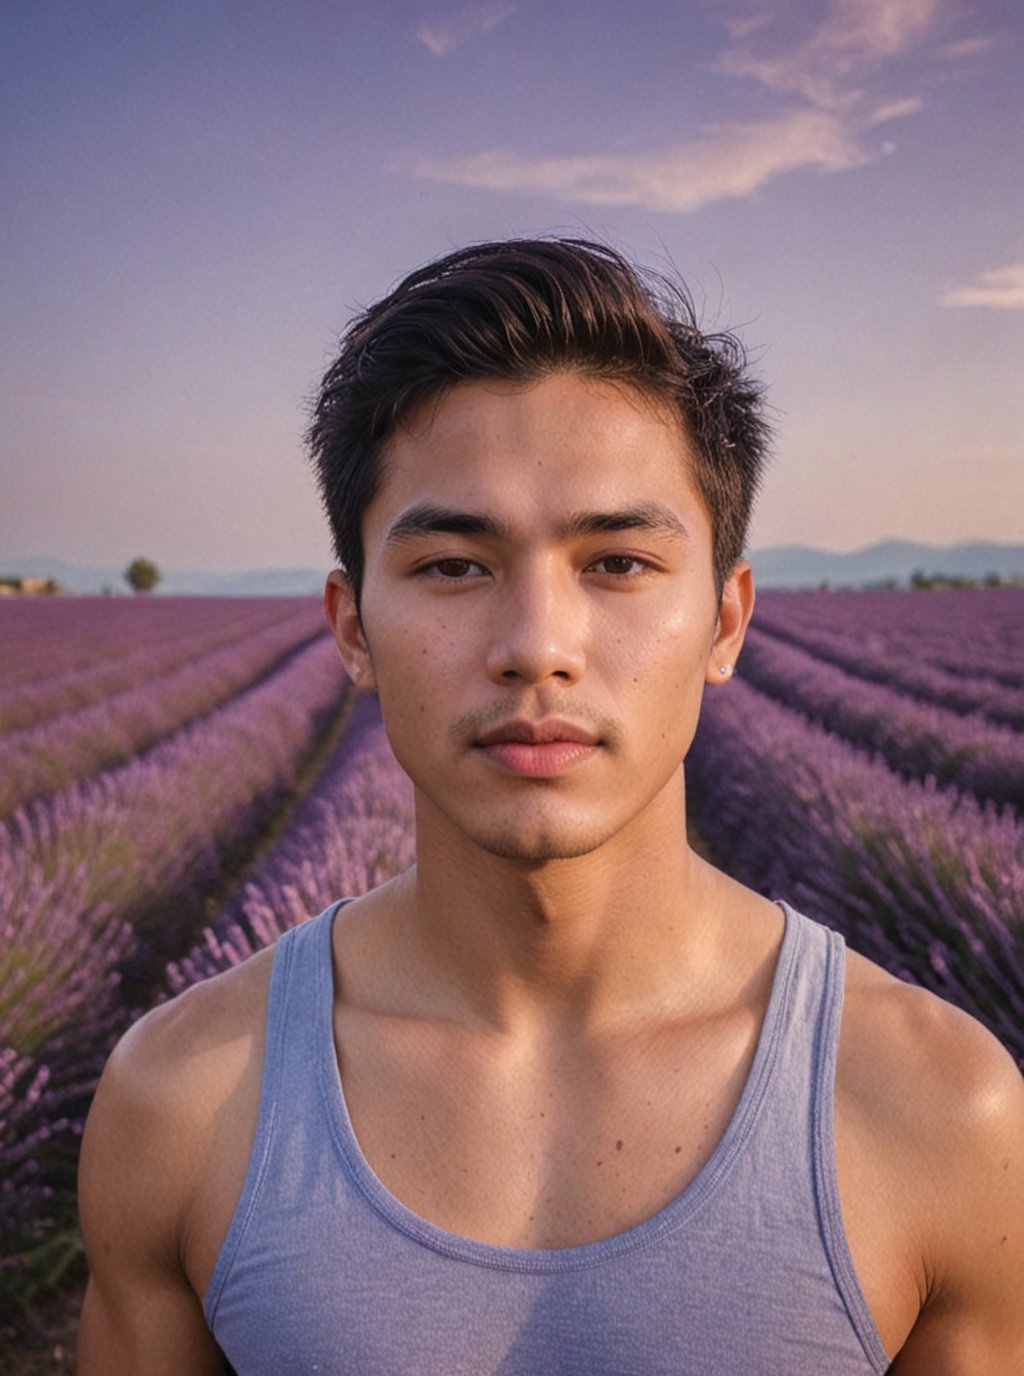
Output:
[889,1185,1024,1373]
[76,1016,226,1375]
[889,1280,1024,1374]
[889,1040,1024,1373]
[77,1271,227,1376]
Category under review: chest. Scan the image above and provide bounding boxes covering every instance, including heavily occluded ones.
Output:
[204,1000,893,1376]
[330,1004,921,1360]
[333,1004,761,1249]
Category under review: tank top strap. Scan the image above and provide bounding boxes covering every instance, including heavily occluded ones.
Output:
[762,901,844,1110]
[746,902,845,1187]
[203,900,347,1328]
[755,903,884,1369]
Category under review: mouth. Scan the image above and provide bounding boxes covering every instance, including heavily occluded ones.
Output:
[474,719,602,777]
[476,719,600,747]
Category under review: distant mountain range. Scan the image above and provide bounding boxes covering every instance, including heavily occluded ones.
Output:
[748,540,1024,589]
[2,540,1022,595]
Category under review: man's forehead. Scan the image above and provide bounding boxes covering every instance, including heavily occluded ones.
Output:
[388,372,688,449]
[366,371,709,542]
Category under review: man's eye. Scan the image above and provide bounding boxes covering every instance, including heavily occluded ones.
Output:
[429,558,480,579]
[591,556,645,576]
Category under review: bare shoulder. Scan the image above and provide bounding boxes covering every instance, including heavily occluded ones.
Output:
[83,944,275,1184]
[77,948,275,1373]
[838,947,1022,1159]
[838,948,1024,1371]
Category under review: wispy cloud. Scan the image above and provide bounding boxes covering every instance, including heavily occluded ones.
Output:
[939,35,994,59]
[940,264,1024,310]
[414,109,865,212]
[713,0,944,108]
[411,0,985,213]
[416,2,516,57]
[867,96,924,124]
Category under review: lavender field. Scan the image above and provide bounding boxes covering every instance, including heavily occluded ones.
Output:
[2,588,1022,1311]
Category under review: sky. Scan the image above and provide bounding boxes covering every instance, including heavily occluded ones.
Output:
[2,0,1022,575]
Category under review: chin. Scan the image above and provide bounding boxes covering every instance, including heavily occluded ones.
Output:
[468,822,615,865]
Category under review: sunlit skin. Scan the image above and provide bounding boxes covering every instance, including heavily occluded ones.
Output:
[337,375,743,859]
[324,373,760,1022]
[76,372,1024,1374]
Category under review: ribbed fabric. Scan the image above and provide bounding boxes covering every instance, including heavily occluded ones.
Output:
[205,901,890,1375]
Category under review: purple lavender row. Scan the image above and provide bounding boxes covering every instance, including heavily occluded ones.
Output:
[0,636,350,952]
[169,692,415,990]
[0,598,316,734]
[0,641,352,1265]
[753,606,1024,732]
[737,626,1024,809]
[0,1048,80,1268]
[687,676,1024,1061]
[756,588,1024,689]
[0,595,296,694]
[0,864,132,1265]
[0,606,328,817]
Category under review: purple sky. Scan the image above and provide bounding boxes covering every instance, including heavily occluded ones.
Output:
[3,0,1022,573]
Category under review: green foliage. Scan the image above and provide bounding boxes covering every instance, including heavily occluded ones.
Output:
[123,557,161,595]
[0,1222,84,1319]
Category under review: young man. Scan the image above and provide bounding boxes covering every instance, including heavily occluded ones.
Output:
[78,239,1023,1373]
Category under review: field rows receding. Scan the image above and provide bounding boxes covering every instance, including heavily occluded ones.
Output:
[0,598,315,734]
[2,607,355,1298]
[2,589,1022,1313]
[754,590,1024,730]
[738,625,1024,809]
[0,596,304,696]
[755,587,1024,686]
[0,603,327,816]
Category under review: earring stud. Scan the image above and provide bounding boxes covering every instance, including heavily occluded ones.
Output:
[718,664,731,677]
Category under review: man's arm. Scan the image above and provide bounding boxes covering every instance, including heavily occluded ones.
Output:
[77,997,229,1375]
[892,1013,1024,1373]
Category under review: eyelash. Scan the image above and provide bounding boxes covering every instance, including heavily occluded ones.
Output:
[420,557,487,581]
[588,555,651,578]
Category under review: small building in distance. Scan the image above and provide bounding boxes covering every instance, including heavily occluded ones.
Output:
[0,575,66,596]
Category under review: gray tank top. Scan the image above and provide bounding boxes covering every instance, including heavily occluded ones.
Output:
[204,901,890,1374]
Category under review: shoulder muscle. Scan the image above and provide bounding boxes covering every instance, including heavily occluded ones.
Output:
[840,953,1024,1371]
[77,950,273,1373]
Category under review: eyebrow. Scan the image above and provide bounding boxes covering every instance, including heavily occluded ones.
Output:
[384,501,691,546]
[385,505,513,545]
[562,502,691,542]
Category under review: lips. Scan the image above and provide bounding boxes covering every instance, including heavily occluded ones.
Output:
[475,719,600,747]
[474,719,602,777]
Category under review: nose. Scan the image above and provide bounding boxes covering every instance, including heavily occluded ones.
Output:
[485,565,586,686]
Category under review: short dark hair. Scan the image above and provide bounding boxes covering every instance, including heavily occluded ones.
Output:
[308,237,769,599]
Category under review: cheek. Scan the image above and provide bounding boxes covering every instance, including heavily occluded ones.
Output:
[364,607,463,724]
[598,598,715,685]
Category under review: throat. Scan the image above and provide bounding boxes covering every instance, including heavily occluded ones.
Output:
[405,835,718,1030]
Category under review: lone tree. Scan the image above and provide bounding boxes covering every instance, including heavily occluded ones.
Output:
[124,557,161,595]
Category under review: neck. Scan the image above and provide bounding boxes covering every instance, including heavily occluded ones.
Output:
[389,771,731,1032]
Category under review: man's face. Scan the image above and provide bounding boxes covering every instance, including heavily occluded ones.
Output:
[327,371,752,865]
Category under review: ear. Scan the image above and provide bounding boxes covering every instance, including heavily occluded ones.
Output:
[324,569,377,691]
[706,559,755,686]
